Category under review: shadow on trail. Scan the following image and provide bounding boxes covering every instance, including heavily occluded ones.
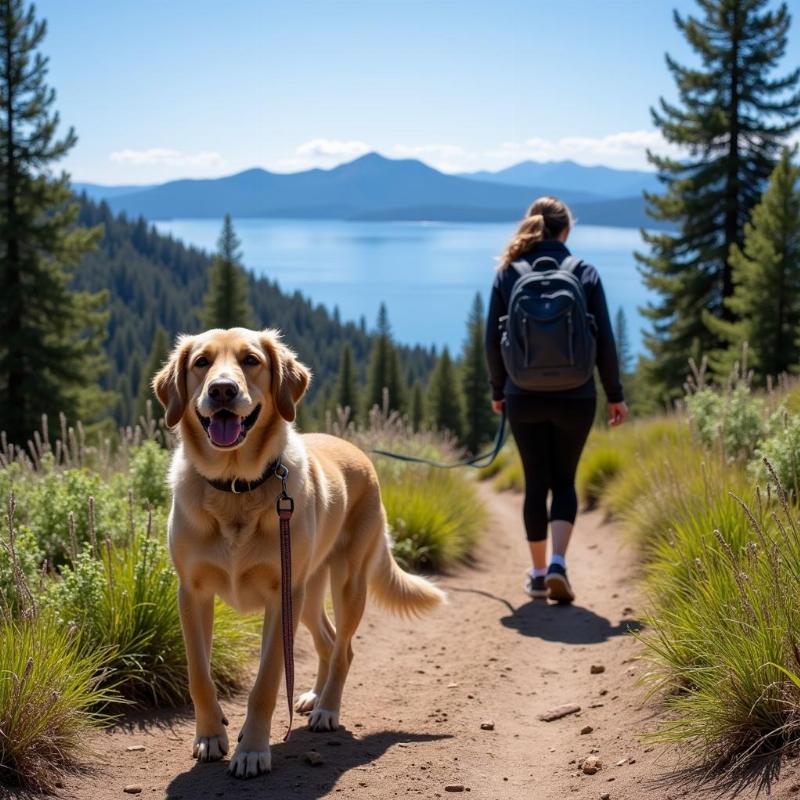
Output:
[646,753,784,799]
[500,599,642,644]
[104,701,194,735]
[166,727,450,800]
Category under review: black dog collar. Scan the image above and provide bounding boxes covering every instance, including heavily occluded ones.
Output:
[205,457,285,494]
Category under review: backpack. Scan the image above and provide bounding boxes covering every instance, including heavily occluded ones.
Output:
[499,255,597,391]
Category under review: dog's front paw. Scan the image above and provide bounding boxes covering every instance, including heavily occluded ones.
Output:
[193,731,229,762]
[228,746,271,779]
[308,708,339,731]
[295,690,318,714]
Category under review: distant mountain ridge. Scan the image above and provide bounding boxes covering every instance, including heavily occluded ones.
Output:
[460,159,662,198]
[74,152,668,229]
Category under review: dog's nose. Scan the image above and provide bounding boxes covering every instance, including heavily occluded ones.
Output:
[208,379,239,404]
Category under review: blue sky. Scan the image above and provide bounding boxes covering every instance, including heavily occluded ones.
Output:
[37,0,800,184]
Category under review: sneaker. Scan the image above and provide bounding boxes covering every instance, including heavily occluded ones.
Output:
[525,572,548,599]
[545,563,575,604]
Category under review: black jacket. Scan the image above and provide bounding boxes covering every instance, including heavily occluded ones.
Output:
[484,240,624,403]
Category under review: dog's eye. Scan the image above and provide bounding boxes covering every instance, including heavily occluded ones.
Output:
[243,354,260,366]
[194,356,210,368]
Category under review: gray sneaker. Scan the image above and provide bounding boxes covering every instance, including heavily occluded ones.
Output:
[525,572,548,599]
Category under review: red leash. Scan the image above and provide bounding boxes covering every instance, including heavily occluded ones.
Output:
[275,463,295,741]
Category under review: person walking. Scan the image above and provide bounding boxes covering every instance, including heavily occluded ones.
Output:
[485,196,627,603]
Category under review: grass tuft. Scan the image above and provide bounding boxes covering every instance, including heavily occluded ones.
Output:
[379,464,487,571]
[0,613,118,791]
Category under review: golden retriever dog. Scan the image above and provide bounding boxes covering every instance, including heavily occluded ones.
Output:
[153,327,445,779]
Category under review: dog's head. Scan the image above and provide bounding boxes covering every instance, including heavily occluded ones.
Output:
[153,328,310,452]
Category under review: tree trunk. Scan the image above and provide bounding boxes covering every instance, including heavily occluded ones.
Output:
[722,3,741,318]
[2,24,25,438]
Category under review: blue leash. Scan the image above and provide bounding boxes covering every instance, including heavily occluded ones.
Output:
[370,409,508,470]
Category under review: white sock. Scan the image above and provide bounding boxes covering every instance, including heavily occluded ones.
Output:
[550,554,566,569]
[530,567,547,578]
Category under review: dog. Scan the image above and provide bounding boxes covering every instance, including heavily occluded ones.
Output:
[153,327,445,779]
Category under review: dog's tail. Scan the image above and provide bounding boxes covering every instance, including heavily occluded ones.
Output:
[368,529,446,617]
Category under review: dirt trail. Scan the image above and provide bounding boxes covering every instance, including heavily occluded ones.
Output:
[51,485,800,800]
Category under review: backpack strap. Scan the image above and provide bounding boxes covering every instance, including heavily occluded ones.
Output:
[559,255,584,274]
[512,255,581,276]
[510,259,532,275]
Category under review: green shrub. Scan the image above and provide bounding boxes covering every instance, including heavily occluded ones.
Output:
[379,464,486,571]
[2,460,136,567]
[752,410,800,495]
[43,515,259,705]
[0,613,117,791]
[687,384,766,462]
[129,440,171,508]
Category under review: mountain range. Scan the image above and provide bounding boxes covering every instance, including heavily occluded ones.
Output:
[459,160,661,198]
[74,152,665,229]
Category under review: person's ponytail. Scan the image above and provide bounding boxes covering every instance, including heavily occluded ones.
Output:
[498,196,573,270]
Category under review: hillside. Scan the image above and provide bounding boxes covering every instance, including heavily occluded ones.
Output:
[76,153,668,229]
[72,197,436,425]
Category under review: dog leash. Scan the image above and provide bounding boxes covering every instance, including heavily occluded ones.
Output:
[274,461,295,742]
[370,408,508,470]
[204,459,296,742]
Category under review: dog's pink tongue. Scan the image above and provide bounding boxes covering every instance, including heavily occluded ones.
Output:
[209,414,242,447]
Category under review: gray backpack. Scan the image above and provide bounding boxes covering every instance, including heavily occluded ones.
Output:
[499,255,597,391]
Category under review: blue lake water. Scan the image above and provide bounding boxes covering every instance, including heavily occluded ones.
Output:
[153,218,651,355]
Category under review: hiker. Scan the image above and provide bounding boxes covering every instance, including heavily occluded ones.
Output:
[485,196,627,603]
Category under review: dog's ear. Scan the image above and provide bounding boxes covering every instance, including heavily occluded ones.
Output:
[261,330,311,423]
[153,335,194,428]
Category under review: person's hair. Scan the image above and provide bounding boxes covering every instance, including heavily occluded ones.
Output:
[498,196,574,269]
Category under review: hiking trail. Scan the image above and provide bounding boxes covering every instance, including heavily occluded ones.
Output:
[55,484,800,800]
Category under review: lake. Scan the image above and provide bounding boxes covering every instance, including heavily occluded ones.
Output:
[153,219,651,356]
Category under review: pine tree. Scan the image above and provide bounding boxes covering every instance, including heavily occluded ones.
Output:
[707,146,800,382]
[460,293,495,453]
[614,307,633,376]
[410,381,424,433]
[366,303,404,413]
[334,342,359,421]
[201,214,254,329]
[135,327,169,423]
[636,0,800,398]
[427,347,463,439]
[0,0,110,443]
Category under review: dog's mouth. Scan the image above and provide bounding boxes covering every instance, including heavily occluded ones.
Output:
[197,405,261,449]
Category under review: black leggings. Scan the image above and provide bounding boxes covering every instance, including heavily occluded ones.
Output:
[506,395,596,542]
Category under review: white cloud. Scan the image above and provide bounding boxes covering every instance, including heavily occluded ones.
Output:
[109,148,226,169]
[489,130,682,171]
[295,138,370,159]
[285,130,678,174]
[273,138,371,172]
[389,143,471,172]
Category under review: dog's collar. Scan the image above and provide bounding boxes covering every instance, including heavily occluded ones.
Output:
[204,456,285,494]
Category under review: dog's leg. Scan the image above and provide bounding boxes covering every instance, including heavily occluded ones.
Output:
[178,585,229,762]
[229,586,305,779]
[309,559,366,732]
[297,566,335,714]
